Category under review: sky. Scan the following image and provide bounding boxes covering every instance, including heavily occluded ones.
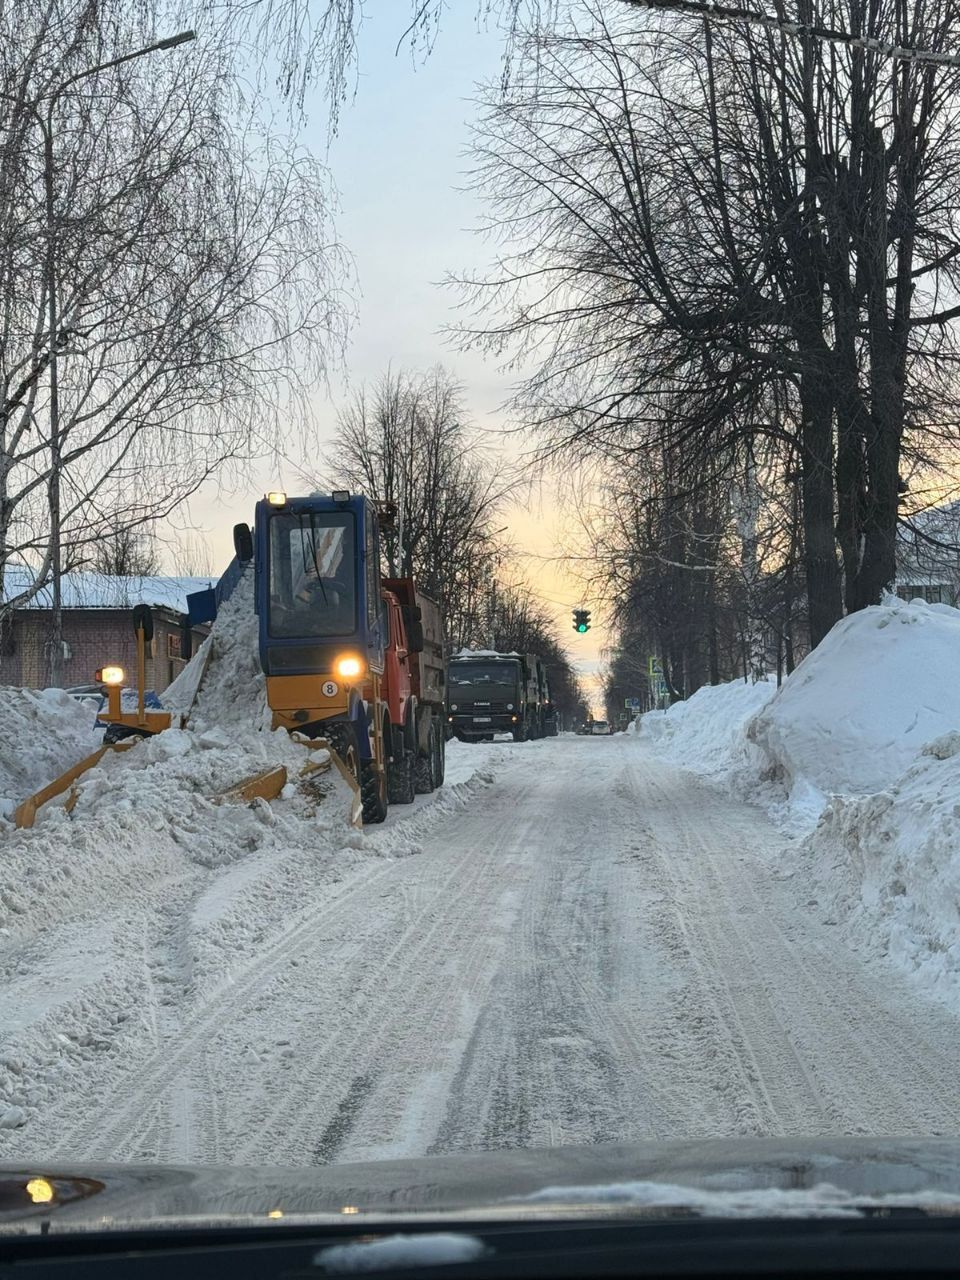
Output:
[180,6,610,705]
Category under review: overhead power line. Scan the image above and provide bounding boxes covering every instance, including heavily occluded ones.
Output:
[621,0,960,67]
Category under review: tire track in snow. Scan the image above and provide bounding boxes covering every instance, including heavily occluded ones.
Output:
[16,733,960,1166]
[624,750,960,1137]
[38,750,513,1162]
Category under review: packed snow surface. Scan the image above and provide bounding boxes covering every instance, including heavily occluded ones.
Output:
[6,730,960,1165]
[639,596,960,1014]
[7,590,960,1165]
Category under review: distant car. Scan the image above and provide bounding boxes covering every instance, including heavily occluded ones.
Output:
[64,684,106,709]
[591,720,611,735]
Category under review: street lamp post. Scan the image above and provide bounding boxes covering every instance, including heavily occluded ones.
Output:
[26,29,195,687]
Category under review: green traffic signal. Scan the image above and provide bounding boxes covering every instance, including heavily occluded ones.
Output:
[572,608,591,633]
[576,622,588,633]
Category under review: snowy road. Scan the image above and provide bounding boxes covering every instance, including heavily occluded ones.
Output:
[6,733,960,1164]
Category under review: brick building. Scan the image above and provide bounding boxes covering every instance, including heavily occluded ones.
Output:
[0,571,215,692]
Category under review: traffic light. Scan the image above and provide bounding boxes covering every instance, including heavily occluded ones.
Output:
[573,609,591,633]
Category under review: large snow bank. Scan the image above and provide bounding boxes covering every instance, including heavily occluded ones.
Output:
[0,688,100,819]
[640,596,960,1008]
[637,675,777,781]
[749,598,960,800]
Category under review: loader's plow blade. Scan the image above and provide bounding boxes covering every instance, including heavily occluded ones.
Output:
[13,741,136,829]
[216,745,362,830]
[215,765,288,805]
[294,735,363,829]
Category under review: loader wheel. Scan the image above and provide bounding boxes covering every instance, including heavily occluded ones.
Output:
[102,723,149,746]
[324,722,361,787]
[361,760,388,823]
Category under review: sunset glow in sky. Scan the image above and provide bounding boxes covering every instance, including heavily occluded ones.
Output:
[181,7,609,700]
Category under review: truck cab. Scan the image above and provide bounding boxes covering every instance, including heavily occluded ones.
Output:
[448,652,529,742]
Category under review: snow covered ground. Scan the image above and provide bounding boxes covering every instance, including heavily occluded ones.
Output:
[0,573,516,1146]
[5,590,960,1162]
[638,596,960,1015]
[6,732,960,1161]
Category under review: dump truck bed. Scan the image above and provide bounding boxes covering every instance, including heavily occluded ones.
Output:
[415,590,444,708]
[382,578,445,709]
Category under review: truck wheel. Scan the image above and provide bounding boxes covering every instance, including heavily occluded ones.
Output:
[434,722,445,787]
[511,725,527,743]
[388,745,417,804]
[415,720,436,794]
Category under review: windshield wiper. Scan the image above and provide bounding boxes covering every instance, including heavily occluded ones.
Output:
[297,513,329,606]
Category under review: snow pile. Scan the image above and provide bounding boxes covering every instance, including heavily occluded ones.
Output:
[637,676,777,782]
[163,569,268,730]
[0,687,100,820]
[799,729,960,1002]
[0,572,518,1139]
[748,599,960,804]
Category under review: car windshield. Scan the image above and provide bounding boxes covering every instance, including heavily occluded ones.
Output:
[7,0,960,1243]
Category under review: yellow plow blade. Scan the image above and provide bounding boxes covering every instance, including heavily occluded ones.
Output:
[215,743,362,830]
[13,741,136,829]
[292,734,363,829]
[215,765,288,805]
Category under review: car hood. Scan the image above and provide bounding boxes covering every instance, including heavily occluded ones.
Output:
[6,1138,960,1233]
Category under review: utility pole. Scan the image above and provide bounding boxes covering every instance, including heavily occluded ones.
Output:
[14,29,196,687]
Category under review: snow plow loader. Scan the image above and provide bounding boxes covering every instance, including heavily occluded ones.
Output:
[232,489,446,825]
[11,491,444,831]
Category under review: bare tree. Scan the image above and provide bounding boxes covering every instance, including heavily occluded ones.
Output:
[329,366,511,648]
[0,0,349,665]
[169,529,215,578]
[90,523,161,577]
[454,0,960,649]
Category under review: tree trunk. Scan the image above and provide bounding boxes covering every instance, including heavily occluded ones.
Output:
[799,373,843,646]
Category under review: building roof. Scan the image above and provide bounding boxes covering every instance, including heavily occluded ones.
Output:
[1,568,218,615]
[897,501,960,586]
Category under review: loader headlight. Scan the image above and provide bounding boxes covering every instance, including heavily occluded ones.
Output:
[266,490,287,506]
[97,665,125,686]
[334,654,365,680]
